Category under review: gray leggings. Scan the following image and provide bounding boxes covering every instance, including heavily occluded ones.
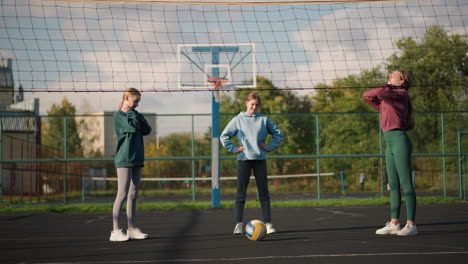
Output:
[112,167,142,230]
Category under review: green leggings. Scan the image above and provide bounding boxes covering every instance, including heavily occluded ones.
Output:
[384,130,416,221]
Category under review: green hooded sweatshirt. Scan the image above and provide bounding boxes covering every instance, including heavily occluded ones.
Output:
[113,109,152,168]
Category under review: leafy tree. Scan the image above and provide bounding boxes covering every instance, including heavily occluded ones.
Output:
[219,76,314,175]
[310,26,468,189]
[144,132,213,188]
[386,26,468,112]
[77,120,103,158]
[383,26,468,179]
[311,69,386,174]
[42,97,83,157]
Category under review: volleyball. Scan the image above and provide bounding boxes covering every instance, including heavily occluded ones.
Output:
[245,220,267,241]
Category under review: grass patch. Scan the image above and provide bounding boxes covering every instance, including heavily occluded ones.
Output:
[0,196,464,214]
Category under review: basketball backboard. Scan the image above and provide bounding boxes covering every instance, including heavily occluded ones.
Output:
[177,43,256,90]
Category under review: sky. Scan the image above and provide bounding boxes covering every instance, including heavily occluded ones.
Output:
[0,0,466,121]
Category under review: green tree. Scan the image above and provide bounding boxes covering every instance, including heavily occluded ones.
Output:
[386,26,468,154]
[144,132,212,188]
[386,26,468,112]
[311,69,385,175]
[219,76,314,175]
[42,97,83,157]
[309,26,468,190]
[384,26,468,179]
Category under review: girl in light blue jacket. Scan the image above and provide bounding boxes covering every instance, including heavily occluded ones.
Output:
[220,92,282,235]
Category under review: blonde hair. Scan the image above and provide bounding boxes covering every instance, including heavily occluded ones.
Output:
[246,92,261,106]
[119,87,141,110]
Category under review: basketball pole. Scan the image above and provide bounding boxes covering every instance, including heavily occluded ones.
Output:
[211,89,221,208]
[191,46,239,208]
[210,48,222,208]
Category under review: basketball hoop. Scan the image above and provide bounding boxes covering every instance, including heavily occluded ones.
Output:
[207,77,229,103]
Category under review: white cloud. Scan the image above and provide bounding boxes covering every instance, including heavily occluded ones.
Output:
[15,1,213,117]
[3,0,468,116]
[288,0,467,90]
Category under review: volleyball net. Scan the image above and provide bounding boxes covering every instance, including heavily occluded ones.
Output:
[0,0,466,93]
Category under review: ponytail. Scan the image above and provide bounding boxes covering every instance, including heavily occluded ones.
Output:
[406,99,415,130]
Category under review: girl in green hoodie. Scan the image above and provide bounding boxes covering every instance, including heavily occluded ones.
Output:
[110,88,152,242]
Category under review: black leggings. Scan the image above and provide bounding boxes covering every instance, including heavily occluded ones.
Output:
[235,160,271,223]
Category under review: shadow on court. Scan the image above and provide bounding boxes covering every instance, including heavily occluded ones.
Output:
[1,203,467,264]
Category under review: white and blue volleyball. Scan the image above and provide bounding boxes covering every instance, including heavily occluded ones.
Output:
[245,220,267,241]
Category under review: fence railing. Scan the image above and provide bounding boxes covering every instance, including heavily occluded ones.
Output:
[1,111,467,204]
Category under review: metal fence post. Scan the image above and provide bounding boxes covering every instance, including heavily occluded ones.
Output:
[457,131,467,200]
[465,155,468,201]
[340,171,345,193]
[63,116,68,204]
[82,175,86,201]
[379,115,384,197]
[191,114,196,202]
[315,115,320,200]
[0,118,3,204]
[441,113,446,197]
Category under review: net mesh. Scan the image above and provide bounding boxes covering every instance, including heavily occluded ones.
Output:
[0,0,466,92]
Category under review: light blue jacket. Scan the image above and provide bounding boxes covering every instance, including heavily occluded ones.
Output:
[220,112,282,160]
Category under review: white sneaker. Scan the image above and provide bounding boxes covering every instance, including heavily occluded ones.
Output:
[110,229,129,242]
[127,227,148,240]
[265,223,277,234]
[397,223,418,236]
[233,223,243,234]
[376,222,400,235]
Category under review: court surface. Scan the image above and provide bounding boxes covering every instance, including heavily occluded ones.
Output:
[1,203,467,264]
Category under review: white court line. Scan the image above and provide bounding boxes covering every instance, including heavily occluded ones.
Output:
[22,251,468,264]
[84,215,108,225]
[314,207,362,217]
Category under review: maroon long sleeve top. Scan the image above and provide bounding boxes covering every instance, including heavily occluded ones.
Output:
[362,85,411,132]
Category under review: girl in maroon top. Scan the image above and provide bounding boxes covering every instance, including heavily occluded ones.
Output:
[363,70,417,236]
